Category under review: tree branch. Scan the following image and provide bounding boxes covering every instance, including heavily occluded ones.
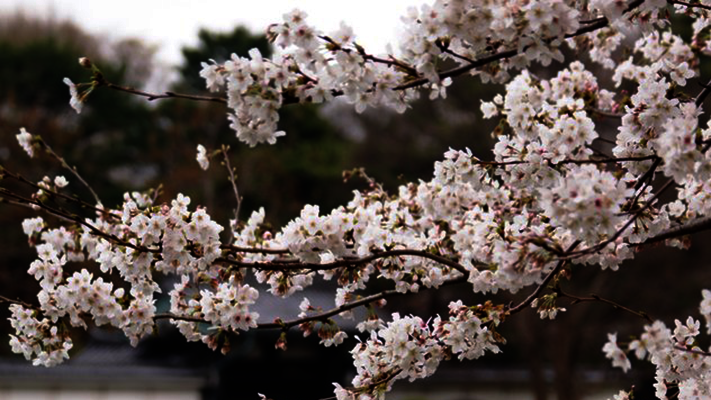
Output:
[156,276,468,330]
[395,0,645,91]
[637,216,711,246]
[507,241,581,315]
[669,0,711,11]
[0,295,38,310]
[219,248,471,275]
[555,288,654,323]
[103,82,228,104]
[36,137,102,206]
[221,145,242,226]
[2,167,117,220]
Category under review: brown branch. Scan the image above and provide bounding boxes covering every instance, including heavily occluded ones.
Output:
[0,197,76,224]
[221,145,242,224]
[555,289,654,323]
[440,47,476,64]
[0,188,154,254]
[362,54,418,77]
[156,276,467,329]
[319,34,419,77]
[104,82,227,104]
[696,77,711,107]
[669,0,711,11]
[219,248,471,275]
[564,178,676,259]
[0,295,38,310]
[394,48,519,91]
[475,155,658,168]
[351,367,403,396]
[395,0,645,91]
[636,216,711,246]
[222,245,290,254]
[675,345,711,357]
[2,168,118,220]
[559,155,659,165]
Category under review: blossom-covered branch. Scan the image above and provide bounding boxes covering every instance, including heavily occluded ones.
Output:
[11,0,711,399]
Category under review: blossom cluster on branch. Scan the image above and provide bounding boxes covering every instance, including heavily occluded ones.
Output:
[7,0,711,399]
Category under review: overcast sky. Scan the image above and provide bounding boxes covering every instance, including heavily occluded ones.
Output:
[1,0,419,66]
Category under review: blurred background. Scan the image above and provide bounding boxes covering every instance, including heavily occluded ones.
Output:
[0,5,710,400]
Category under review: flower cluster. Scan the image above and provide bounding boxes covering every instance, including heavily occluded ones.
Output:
[540,164,633,245]
[337,301,502,399]
[607,315,711,399]
[8,304,72,367]
[197,277,260,332]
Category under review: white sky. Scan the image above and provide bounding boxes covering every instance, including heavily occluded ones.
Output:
[0,0,419,66]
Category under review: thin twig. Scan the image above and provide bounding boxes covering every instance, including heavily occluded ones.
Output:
[2,167,117,220]
[221,145,242,226]
[319,34,419,77]
[441,47,476,64]
[555,288,654,323]
[564,179,676,259]
[0,188,154,254]
[104,82,227,104]
[36,137,102,206]
[0,295,38,310]
[0,196,74,224]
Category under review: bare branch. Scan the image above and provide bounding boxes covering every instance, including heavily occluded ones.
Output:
[2,167,117,220]
[35,137,103,206]
[555,288,654,324]
[103,82,227,104]
[0,295,38,310]
[221,145,242,232]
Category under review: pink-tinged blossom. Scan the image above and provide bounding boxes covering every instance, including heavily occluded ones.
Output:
[196,144,209,170]
[199,61,224,92]
[603,333,631,373]
[53,176,68,188]
[63,78,83,114]
[16,128,34,157]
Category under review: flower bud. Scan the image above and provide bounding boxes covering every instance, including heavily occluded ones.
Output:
[78,57,92,69]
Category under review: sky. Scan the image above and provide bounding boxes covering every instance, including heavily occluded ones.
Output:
[0,0,420,67]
